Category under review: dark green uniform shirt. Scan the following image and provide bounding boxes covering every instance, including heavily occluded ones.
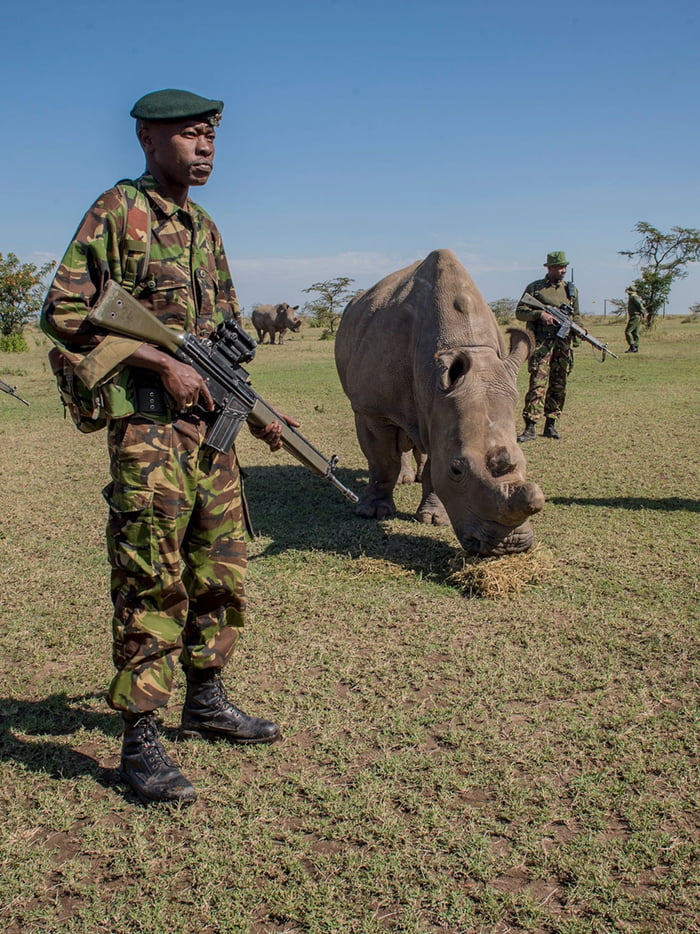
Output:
[627,291,646,319]
[516,276,581,341]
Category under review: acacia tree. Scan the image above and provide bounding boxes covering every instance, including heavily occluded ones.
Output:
[302,276,358,336]
[0,252,56,351]
[619,222,700,326]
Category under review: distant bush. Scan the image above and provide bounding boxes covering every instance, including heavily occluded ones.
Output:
[489,298,517,325]
[0,333,29,352]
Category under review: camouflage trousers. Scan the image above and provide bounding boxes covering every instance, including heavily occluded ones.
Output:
[522,338,572,422]
[103,413,247,713]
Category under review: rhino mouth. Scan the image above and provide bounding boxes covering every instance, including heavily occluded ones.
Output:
[459,520,534,556]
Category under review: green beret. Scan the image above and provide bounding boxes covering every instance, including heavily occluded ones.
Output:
[130,89,224,125]
[545,251,569,267]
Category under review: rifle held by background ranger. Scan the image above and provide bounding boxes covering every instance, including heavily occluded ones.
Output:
[0,378,30,405]
[88,281,359,503]
[520,293,618,360]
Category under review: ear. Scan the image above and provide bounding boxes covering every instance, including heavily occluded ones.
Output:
[435,348,471,391]
[136,124,155,155]
[503,327,534,379]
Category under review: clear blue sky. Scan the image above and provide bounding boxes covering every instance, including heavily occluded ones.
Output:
[2,0,699,315]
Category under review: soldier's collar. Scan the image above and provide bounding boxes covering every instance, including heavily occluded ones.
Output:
[137,173,192,218]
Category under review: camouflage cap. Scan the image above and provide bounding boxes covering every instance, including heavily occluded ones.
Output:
[625,285,637,293]
[130,89,224,126]
[545,251,569,267]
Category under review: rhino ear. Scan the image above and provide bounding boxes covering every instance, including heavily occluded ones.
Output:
[436,348,471,391]
[503,328,534,379]
[293,305,300,310]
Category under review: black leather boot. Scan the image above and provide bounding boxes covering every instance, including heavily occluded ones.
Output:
[120,712,197,805]
[517,419,537,443]
[179,668,280,744]
[543,417,561,439]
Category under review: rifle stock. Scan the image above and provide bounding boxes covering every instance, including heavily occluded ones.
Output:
[88,281,359,503]
[521,293,618,360]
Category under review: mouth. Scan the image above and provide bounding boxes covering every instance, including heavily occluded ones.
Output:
[459,522,534,556]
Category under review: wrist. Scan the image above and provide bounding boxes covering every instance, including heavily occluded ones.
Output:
[126,343,175,375]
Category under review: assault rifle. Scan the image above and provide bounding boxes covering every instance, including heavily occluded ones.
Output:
[521,293,618,360]
[0,378,30,405]
[88,280,358,503]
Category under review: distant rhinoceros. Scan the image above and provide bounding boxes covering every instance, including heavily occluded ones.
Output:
[334,249,544,556]
[251,303,301,344]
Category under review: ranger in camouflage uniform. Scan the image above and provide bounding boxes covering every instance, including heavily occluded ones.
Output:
[42,89,289,805]
[624,285,646,353]
[515,251,583,441]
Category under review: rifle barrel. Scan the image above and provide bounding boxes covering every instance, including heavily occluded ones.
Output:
[0,379,30,405]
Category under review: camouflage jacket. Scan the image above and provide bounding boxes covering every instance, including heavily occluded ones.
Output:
[41,173,240,417]
[515,276,581,342]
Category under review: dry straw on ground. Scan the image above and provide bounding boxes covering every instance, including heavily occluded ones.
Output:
[447,543,555,597]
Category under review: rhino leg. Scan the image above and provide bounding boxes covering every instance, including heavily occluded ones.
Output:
[353,414,406,519]
[416,459,450,526]
[397,449,416,484]
[397,447,426,484]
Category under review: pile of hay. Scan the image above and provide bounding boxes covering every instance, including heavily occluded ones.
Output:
[447,543,555,598]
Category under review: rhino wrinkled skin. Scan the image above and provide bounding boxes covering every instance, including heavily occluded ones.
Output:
[335,249,544,556]
[251,303,301,344]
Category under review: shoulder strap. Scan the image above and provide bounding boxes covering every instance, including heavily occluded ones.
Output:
[115,179,152,293]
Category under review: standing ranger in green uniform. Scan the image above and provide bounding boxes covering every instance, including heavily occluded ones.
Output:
[624,285,647,353]
[515,251,584,442]
[42,89,293,805]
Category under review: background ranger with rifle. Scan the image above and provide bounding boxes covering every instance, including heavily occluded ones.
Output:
[515,250,586,442]
[624,284,647,353]
[41,88,299,806]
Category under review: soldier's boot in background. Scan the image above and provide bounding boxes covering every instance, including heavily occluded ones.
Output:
[517,419,537,443]
[179,668,280,744]
[120,712,197,805]
[543,418,561,439]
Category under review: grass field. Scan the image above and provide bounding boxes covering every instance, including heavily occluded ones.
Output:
[0,314,698,934]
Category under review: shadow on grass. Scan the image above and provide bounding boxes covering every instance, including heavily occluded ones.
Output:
[0,692,133,799]
[548,495,699,512]
[242,463,458,582]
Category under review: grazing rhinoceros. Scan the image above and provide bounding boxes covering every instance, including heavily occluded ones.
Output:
[251,303,301,344]
[334,249,544,556]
